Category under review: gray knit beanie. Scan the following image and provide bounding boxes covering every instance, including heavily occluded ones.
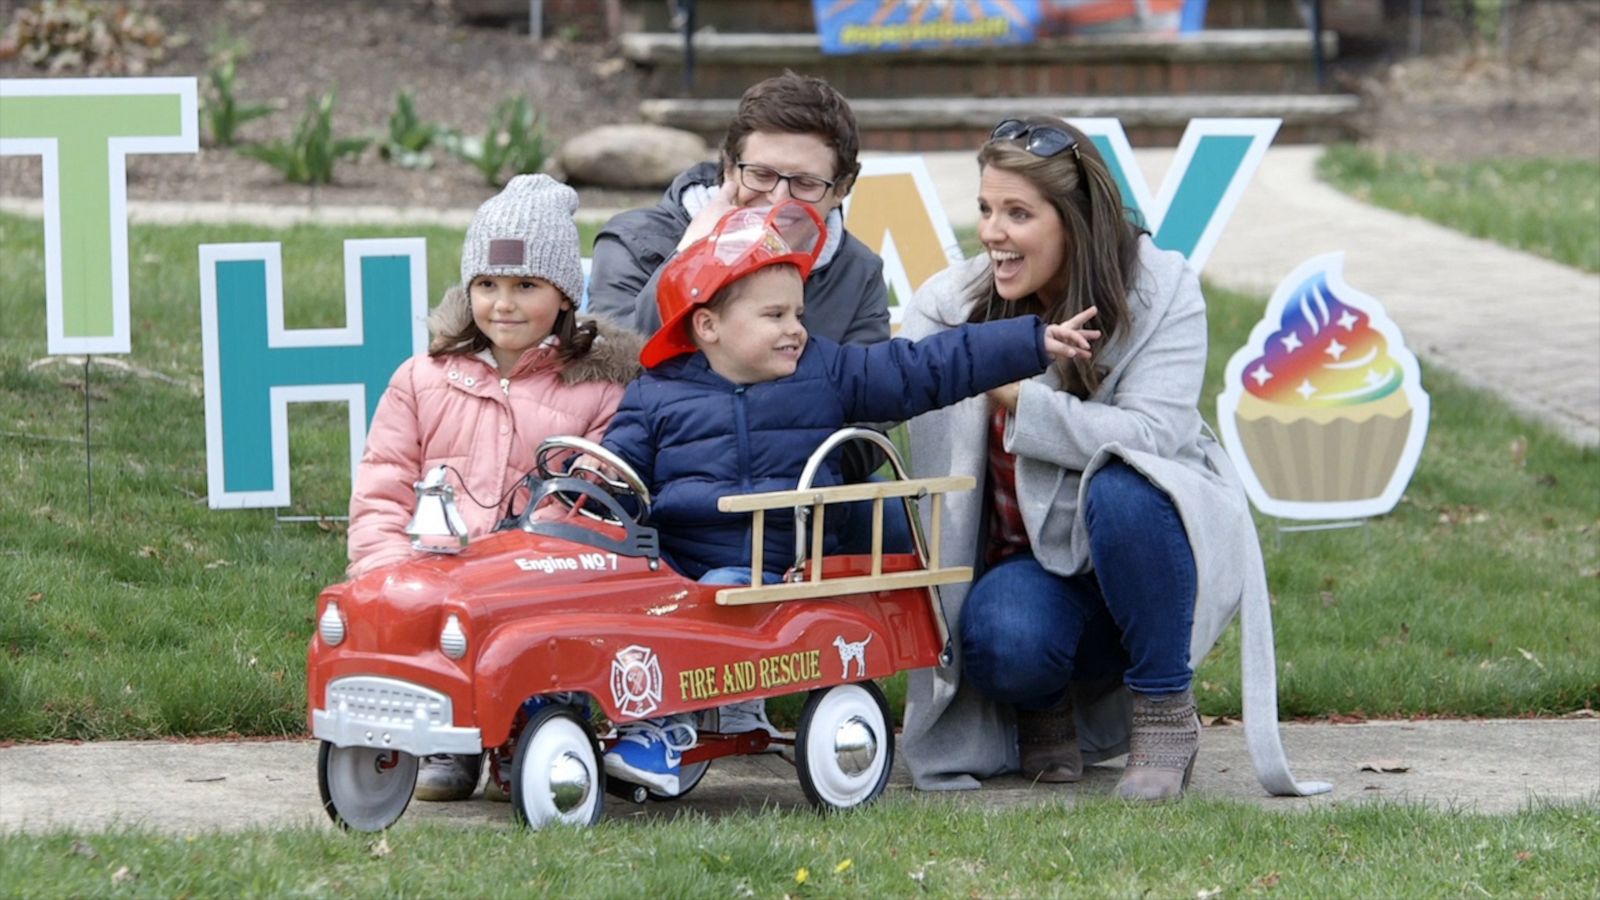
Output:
[459,174,585,303]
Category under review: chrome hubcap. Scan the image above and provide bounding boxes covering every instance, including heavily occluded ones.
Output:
[549,750,592,813]
[833,715,877,776]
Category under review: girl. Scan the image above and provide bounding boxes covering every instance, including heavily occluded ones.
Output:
[899,118,1325,802]
[347,174,642,800]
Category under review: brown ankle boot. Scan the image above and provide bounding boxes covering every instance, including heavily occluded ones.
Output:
[1017,698,1082,783]
[1115,689,1198,802]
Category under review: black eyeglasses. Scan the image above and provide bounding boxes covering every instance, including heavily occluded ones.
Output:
[990,119,1080,161]
[734,162,836,203]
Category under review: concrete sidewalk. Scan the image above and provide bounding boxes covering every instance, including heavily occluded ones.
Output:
[2,719,1595,834]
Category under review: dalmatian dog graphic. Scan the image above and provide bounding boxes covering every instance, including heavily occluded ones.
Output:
[832,634,873,679]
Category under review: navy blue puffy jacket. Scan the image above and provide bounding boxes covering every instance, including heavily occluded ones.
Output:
[602,315,1049,579]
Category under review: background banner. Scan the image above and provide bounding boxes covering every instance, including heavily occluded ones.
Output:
[813,1,1207,55]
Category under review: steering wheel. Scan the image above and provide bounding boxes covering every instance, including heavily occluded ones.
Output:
[531,436,652,522]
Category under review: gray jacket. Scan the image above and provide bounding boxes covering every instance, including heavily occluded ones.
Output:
[586,162,891,345]
[900,239,1330,797]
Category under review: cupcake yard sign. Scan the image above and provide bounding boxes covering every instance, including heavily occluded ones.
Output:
[1219,253,1431,521]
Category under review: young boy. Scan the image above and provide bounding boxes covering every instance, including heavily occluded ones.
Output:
[597,201,1096,793]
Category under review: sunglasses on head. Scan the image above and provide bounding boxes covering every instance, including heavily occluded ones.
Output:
[990,118,1080,161]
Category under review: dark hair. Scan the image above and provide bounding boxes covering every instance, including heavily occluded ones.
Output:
[965,116,1145,398]
[426,283,598,362]
[720,72,861,193]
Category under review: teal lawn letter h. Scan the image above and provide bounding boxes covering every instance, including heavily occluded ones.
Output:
[199,240,428,509]
[0,77,198,354]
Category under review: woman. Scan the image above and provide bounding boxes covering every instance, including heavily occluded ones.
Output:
[899,117,1329,801]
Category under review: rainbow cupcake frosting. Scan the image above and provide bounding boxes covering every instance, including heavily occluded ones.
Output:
[1219,254,1430,519]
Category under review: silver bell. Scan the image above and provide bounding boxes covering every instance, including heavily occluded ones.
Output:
[405,465,469,553]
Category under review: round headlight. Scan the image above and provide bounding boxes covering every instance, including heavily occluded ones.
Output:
[440,614,467,660]
[318,600,345,647]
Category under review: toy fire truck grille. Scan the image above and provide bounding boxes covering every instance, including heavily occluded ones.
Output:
[325,676,451,729]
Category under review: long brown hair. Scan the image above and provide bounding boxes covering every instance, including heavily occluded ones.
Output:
[426,284,598,363]
[965,116,1145,398]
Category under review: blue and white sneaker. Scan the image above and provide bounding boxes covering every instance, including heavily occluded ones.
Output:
[603,715,697,795]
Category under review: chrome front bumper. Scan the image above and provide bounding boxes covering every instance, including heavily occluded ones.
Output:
[311,675,481,756]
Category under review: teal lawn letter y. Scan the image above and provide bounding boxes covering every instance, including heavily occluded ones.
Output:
[0,78,198,354]
[1074,118,1279,273]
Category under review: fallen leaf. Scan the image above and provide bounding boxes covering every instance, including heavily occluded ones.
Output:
[369,837,391,858]
[1357,759,1410,773]
[111,866,134,884]
[26,592,43,605]
[1560,709,1597,719]
[794,867,809,885]
[68,840,97,859]
[204,559,234,569]
[137,546,161,558]
[1516,647,1546,671]
[1515,851,1533,862]
[1508,437,1527,468]
[1329,714,1367,724]
[1197,887,1223,899]
[1254,872,1281,889]
[184,776,226,783]
[834,859,852,875]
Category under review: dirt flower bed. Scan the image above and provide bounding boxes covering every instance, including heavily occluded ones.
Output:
[0,0,654,212]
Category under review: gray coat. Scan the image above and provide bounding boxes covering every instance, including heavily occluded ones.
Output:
[900,239,1330,797]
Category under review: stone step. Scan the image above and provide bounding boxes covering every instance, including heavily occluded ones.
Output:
[622,29,1338,98]
[618,0,1312,34]
[640,93,1362,150]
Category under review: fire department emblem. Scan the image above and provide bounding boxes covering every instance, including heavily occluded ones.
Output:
[610,644,662,718]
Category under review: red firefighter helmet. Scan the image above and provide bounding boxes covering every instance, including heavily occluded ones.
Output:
[641,200,826,369]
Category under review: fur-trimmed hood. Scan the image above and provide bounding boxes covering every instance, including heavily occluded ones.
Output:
[560,315,644,387]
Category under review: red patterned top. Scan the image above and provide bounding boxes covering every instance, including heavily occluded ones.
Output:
[985,406,1030,565]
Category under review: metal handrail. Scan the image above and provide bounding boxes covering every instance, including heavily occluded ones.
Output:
[789,427,929,580]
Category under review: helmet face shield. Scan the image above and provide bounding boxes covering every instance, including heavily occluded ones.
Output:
[642,200,827,368]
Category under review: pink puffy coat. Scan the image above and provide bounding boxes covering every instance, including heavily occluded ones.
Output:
[347,320,643,576]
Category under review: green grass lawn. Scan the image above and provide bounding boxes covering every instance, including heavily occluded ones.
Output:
[1,799,1595,898]
[1317,145,1600,272]
[2,210,1595,741]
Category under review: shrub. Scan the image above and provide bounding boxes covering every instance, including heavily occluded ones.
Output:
[202,54,275,147]
[0,0,176,75]
[378,91,444,170]
[239,90,369,186]
[441,95,551,188]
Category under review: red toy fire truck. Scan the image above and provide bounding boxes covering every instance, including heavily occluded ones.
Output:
[308,430,974,831]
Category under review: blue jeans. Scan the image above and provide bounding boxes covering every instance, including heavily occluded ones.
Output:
[960,460,1197,707]
[838,475,915,556]
[700,567,783,586]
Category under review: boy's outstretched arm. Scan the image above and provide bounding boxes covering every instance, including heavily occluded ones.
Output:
[830,314,1052,423]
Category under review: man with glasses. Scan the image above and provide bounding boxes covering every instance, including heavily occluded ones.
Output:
[588,72,889,347]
